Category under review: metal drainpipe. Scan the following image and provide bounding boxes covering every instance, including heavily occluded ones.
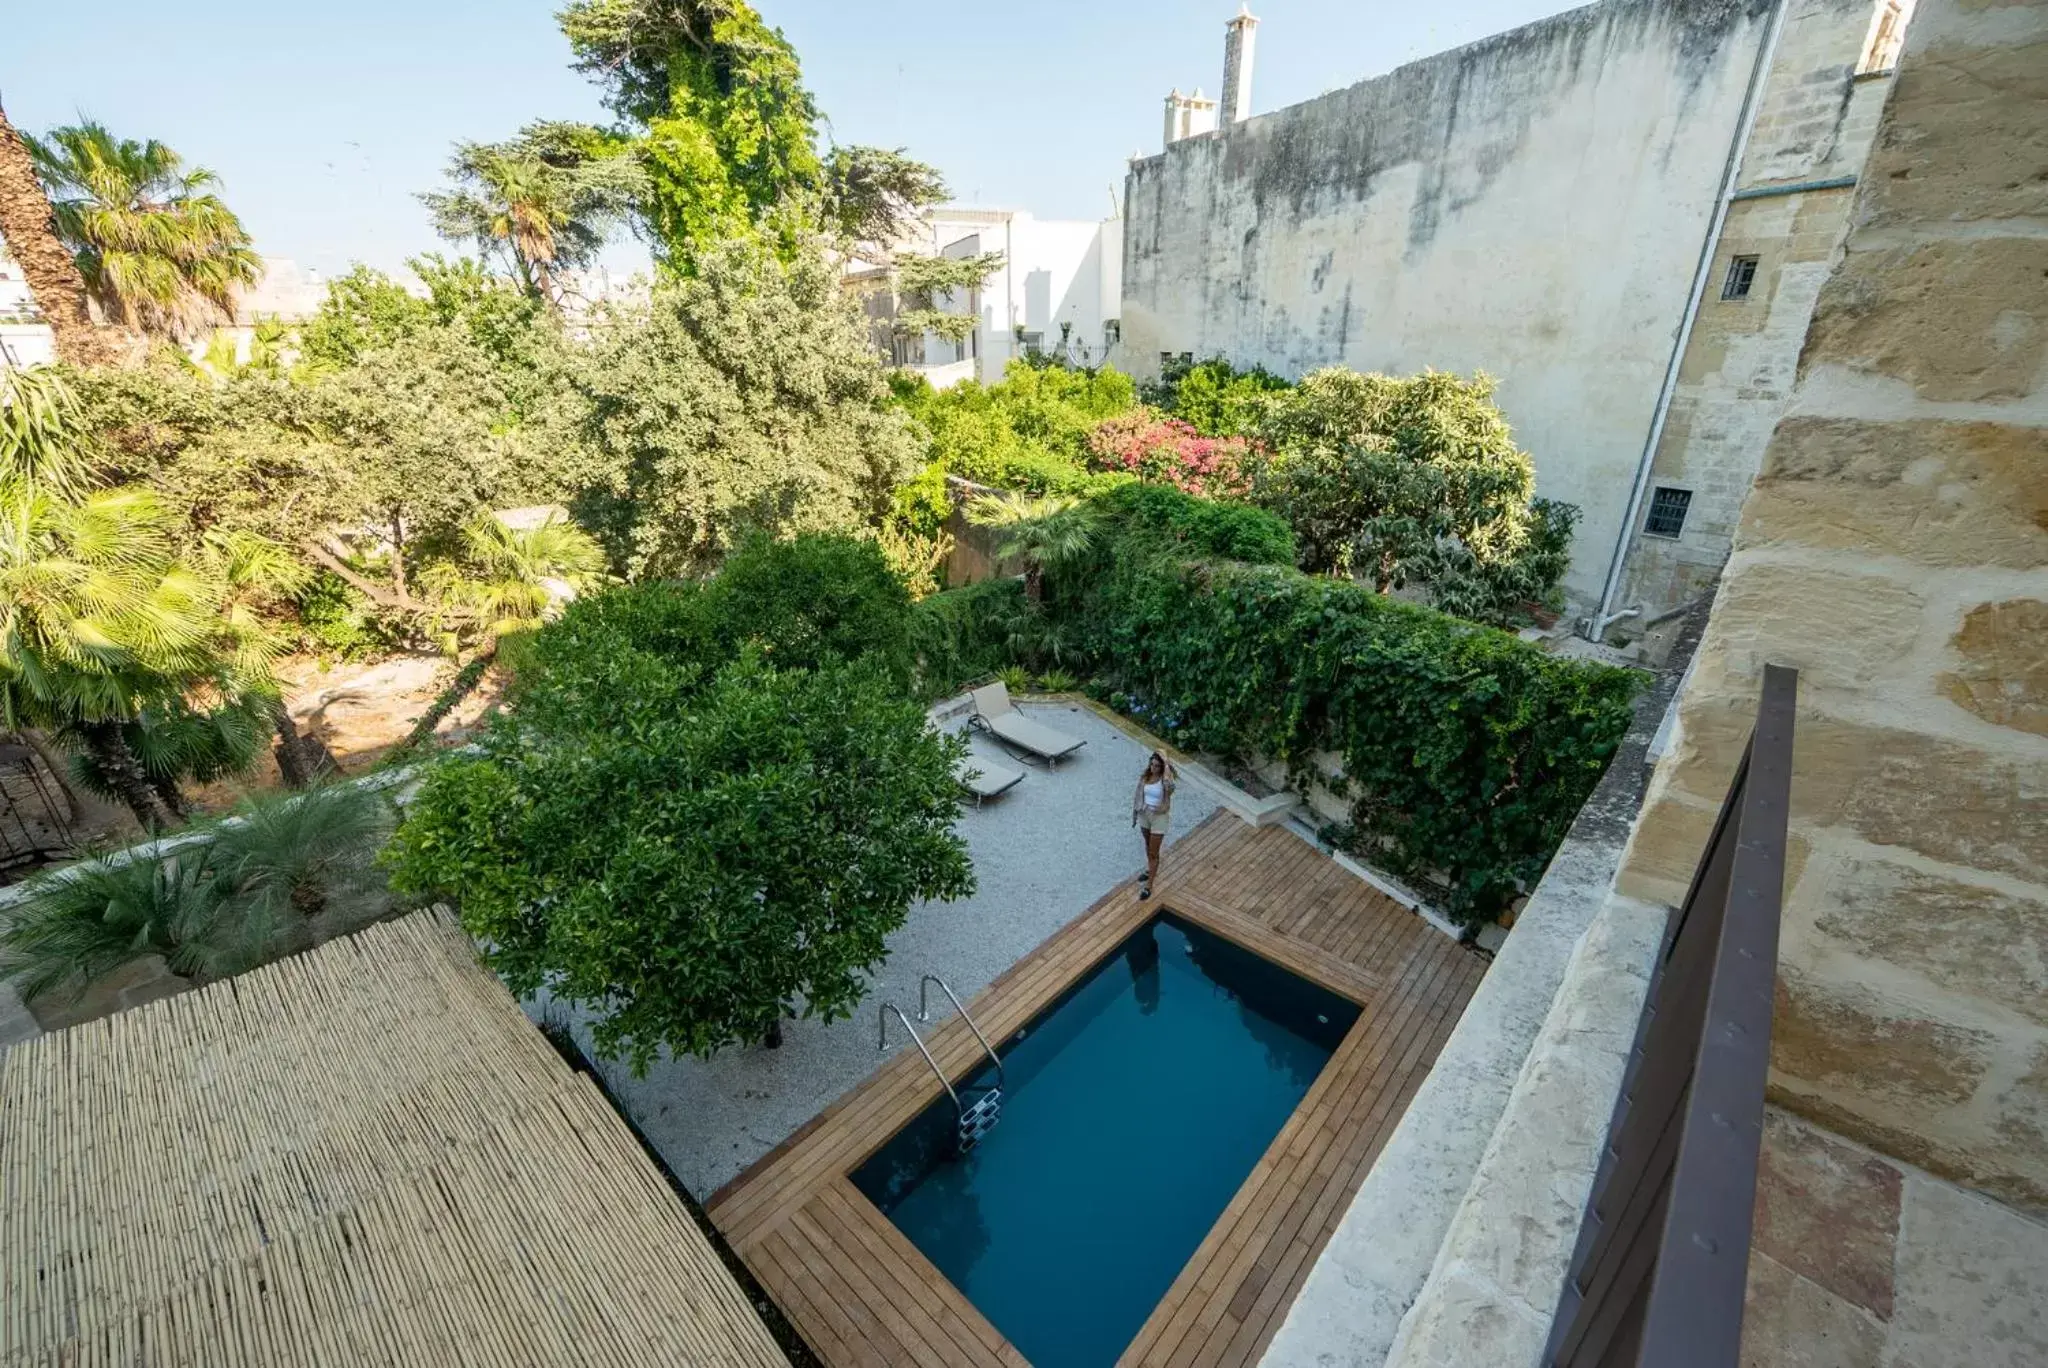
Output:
[1584,0,1793,642]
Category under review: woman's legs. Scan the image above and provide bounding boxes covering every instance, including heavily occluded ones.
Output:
[1144,830,1163,887]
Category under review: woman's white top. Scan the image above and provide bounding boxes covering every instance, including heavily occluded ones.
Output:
[1142,780,1165,809]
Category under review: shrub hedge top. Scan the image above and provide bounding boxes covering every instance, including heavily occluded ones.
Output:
[1044,484,1643,926]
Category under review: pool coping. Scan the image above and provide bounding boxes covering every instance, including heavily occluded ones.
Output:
[705,813,1487,1368]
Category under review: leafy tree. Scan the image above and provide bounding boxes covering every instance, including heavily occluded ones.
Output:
[892,359,1139,496]
[26,120,260,340]
[385,573,974,1069]
[821,145,948,255]
[558,0,945,270]
[1142,355,1290,437]
[560,0,823,269]
[1249,368,1576,625]
[703,533,915,683]
[293,266,433,370]
[0,100,124,366]
[892,250,1003,346]
[421,122,645,307]
[568,239,921,576]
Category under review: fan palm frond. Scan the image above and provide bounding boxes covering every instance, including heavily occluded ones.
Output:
[27,119,261,340]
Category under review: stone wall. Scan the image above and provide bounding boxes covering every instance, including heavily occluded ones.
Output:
[1119,0,1893,608]
[1616,0,1895,619]
[1618,0,2048,1212]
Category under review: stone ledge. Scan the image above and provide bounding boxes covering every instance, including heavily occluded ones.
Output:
[1379,892,1666,1368]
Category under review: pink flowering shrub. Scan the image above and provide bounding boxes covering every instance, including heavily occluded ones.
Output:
[1084,410,1253,496]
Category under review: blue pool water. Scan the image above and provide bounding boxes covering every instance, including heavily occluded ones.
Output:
[851,913,1360,1368]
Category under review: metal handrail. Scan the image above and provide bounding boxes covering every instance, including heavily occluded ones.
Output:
[1545,663,1797,1367]
[918,974,1005,1089]
[878,1003,962,1117]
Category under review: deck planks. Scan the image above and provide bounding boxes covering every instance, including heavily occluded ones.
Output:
[706,815,1487,1368]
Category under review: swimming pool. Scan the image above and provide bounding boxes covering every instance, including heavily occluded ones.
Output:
[851,912,1361,1368]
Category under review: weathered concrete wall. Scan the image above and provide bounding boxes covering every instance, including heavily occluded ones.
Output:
[1616,0,1895,619]
[1120,0,1783,606]
[1619,0,2048,1212]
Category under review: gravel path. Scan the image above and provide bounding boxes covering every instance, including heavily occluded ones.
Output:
[570,700,1222,1199]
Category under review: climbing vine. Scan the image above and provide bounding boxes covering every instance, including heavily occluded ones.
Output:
[1043,488,1641,926]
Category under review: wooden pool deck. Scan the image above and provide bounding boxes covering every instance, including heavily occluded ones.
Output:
[705,813,1488,1368]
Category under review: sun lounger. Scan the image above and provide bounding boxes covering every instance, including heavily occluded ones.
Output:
[956,754,1026,806]
[968,682,1087,766]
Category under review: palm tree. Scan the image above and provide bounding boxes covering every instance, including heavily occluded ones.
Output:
[0,101,121,366]
[420,123,643,309]
[196,528,328,786]
[965,493,1101,605]
[422,513,607,643]
[0,841,275,1000]
[0,369,253,827]
[209,782,393,919]
[26,120,260,340]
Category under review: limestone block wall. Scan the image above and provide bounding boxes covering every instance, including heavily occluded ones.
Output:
[1617,0,2048,1211]
[1618,0,1895,619]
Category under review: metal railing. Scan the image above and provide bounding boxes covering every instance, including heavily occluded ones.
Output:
[1545,664,1797,1368]
[918,974,1005,1090]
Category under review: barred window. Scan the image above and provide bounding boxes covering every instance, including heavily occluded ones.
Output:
[1722,254,1759,301]
[1644,487,1693,539]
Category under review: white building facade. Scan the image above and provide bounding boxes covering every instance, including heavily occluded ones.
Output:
[883,206,1124,387]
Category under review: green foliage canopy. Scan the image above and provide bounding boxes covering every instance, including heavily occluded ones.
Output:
[1039,484,1637,925]
[384,538,974,1068]
[891,359,1138,497]
[27,120,261,339]
[1250,368,1577,625]
[568,240,921,577]
[420,121,646,305]
[557,1,945,269]
[1143,355,1291,438]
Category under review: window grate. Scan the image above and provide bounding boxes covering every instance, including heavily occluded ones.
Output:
[1645,486,1693,539]
[1721,255,1759,301]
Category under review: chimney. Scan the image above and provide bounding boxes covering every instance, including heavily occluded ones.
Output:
[1162,87,1219,147]
[1221,4,1259,125]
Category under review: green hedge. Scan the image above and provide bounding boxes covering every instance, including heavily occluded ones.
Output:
[910,578,1026,700]
[1049,490,1642,926]
[1086,481,1295,566]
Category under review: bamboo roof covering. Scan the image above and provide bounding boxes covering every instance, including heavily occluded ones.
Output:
[0,910,790,1368]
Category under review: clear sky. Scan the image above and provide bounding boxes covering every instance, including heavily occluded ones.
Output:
[3,0,1582,283]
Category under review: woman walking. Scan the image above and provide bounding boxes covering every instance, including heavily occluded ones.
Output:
[1132,751,1176,900]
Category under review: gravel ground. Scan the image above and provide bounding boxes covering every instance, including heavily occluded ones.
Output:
[566,699,1222,1200]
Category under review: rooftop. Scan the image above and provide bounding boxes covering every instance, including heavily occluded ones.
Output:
[0,910,788,1368]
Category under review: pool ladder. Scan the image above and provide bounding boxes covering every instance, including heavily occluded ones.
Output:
[878,975,1005,1153]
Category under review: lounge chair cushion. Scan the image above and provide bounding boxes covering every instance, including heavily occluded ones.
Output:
[982,709,1085,761]
[957,755,1025,800]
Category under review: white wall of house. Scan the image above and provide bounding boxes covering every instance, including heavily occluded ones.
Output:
[0,239,53,368]
[911,207,1123,383]
[1119,0,1892,612]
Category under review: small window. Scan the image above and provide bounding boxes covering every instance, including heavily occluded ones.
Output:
[1721,255,1759,301]
[1104,319,1121,346]
[1020,330,1044,356]
[1644,487,1693,540]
